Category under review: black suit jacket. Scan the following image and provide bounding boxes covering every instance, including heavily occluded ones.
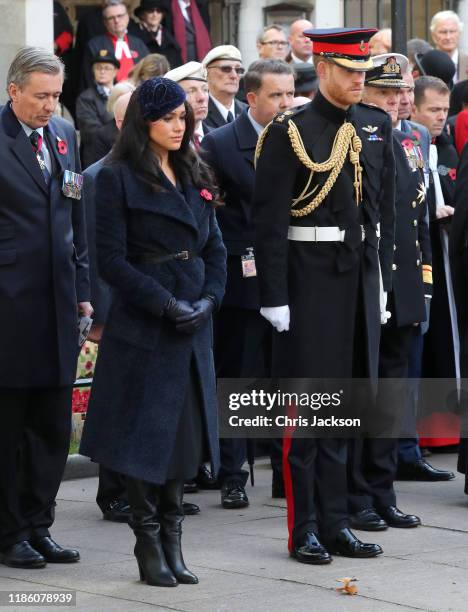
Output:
[0,104,89,387]
[204,97,247,130]
[202,110,260,309]
[76,86,112,168]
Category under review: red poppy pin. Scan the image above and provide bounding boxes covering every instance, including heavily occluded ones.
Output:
[56,136,68,155]
[401,138,413,150]
[200,189,213,202]
[448,168,457,181]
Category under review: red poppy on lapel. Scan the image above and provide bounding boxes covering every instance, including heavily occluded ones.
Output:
[448,168,457,181]
[131,50,139,59]
[200,189,213,202]
[56,136,68,155]
[401,138,413,149]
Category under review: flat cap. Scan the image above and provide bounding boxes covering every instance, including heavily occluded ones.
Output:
[365,53,410,88]
[304,27,377,71]
[165,61,207,82]
[202,45,242,67]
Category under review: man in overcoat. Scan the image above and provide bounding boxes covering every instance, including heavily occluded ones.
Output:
[0,47,91,568]
[253,28,395,563]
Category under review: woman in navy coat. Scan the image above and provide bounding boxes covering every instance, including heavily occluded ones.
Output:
[80,78,226,587]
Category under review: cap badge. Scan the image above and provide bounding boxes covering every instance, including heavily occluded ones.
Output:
[382,56,401,74]
[99,50,108,57]
[360,40,366,52]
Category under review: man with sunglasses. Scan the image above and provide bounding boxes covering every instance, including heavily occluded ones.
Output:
[202,45,247,130]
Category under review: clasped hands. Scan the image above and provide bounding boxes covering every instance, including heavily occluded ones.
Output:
[165,296,216,333]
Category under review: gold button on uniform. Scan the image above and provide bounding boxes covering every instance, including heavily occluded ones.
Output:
[392,263,397,271]
[394,244,397,251]
[416,240,419,247]
[416,259,420,266]
[413,219,418,227]
[412,201,416,208]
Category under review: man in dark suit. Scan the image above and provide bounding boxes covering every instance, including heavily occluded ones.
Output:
[202,45,247,130]
[0,47,91,569]
[202,59,295,509]
[82,1,149,91]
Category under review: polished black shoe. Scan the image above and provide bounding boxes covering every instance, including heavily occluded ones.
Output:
[377,506,421,528]
[30,537,80,563]
[290,532,331,564]
[195,465,219,490]
[325,528,383,558]
[103,499,131,523]
[0,541,46,569]
[396,459,455,481]
[272,474,285,499]
[182,502,200,516]
[184,481,198,494]
[221,483,249,509]
[349,508,388,531]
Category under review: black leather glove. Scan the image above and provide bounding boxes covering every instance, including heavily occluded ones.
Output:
[175,295,216,334]
[164,297,195,323]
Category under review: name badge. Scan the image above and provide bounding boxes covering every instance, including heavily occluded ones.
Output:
[62,170,83,200]
[241,247,257,278]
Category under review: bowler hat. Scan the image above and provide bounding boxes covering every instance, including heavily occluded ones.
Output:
[134,0,170,19]
[414,49,456,87]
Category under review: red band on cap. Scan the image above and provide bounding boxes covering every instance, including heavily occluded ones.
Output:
[313,41,369,57]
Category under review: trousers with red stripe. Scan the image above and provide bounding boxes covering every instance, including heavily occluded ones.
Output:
[283,436,349,551]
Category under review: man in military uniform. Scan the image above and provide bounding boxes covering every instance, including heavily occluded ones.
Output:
[253,28,395,563]
[347,54,432,531]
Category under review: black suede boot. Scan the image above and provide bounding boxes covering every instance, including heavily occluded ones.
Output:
[126,477,178,587]
[160,479,198,584]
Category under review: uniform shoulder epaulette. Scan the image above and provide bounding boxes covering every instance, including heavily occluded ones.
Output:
[274,106,306,124]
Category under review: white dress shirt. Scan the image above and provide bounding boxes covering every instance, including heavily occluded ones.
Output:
[210,94,236,122]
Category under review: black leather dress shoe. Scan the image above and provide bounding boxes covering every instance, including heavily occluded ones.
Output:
[31,537,80,563]
[183,501,200,515]
[377,506,421,528]
[290,532,331,564]
[184,481,199,494]
[221,483,249,509]
[349,508,388,531]
[325,528,383,558]
[0,541,46,569]
[195,465,219,490]
[103,499,131,523]
[396,459,455,481]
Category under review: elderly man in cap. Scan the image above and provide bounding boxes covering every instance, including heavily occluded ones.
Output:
[166,61,210,147]
[254,27,395,563]
[76,50,120,167]
[346,54,432,532]
[203,45,247,129]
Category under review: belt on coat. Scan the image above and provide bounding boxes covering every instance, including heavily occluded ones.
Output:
[127,250,198,264]
[287,224,380,243]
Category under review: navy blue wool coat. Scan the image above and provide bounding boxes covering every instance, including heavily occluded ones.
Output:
[80,161,226,484]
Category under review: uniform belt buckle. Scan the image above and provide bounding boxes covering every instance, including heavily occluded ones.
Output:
[175,250,189,261]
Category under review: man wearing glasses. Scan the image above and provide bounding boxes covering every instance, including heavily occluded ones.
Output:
[83,0,148,90]
[257,25,289,62]
[202,45,247,130]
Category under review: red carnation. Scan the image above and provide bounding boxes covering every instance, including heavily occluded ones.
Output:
[200,189,213,202]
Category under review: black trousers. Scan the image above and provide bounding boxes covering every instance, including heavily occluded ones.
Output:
[284,436,348,550]
[348,324,415,512]
[0,386,72,550]
[214,307,272,486]
[96,466,127,513]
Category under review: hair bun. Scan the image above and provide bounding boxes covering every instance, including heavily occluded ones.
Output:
[137,77,186,121]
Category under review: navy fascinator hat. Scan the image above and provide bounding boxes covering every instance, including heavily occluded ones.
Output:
[137,77,187,121]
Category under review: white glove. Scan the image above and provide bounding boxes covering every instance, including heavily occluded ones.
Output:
[260,305,290,332]
[380,290,391,325]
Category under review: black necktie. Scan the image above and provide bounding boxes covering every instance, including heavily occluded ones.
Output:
[29,131,51,186]
[226,111,234,124]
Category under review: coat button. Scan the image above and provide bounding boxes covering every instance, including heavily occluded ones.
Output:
[413,219,418,226]
[412,201,417,208]
[416,240,419,247]
[394,244,397,251]
[416,259,421,266]
[392,263,397,271]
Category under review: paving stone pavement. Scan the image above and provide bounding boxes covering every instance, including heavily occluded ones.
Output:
[1,454,467,612]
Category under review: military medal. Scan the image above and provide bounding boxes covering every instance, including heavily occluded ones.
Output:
[241,247,257,278]
[62,169,83,200]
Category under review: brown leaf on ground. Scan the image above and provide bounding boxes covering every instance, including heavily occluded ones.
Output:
[336,576,358,595]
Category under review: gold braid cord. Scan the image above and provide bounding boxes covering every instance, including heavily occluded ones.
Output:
[254,121,272,168]
[287,120,363,217]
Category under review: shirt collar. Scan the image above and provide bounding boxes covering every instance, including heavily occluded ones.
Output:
[395,120,402,130]
[210,94,235,121]
[19,120,44,139]
[291,52,313,64]
[247,108,264,135]
[194,121,204,139]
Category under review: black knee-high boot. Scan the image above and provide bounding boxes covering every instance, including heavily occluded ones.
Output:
[160,479,198,584]
[126,477,177,587]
